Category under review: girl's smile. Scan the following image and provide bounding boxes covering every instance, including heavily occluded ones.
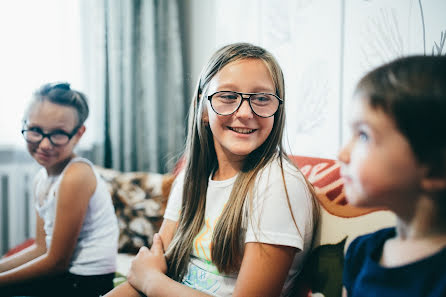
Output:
[227,126,257,135]
[35,150,53,160]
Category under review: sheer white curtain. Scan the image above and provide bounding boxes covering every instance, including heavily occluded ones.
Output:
[0,0,94,150]
[0,0,94,253]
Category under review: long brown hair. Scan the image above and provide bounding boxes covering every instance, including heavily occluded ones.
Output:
[165,43,318,281]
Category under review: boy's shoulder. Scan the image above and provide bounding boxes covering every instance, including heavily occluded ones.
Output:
[354,226,395,243]
[345,227,446,296]
[347,227,395,258]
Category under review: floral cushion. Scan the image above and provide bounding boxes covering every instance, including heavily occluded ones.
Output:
[96,167,175,254]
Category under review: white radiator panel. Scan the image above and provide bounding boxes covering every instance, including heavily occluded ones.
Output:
[0,163,39,255]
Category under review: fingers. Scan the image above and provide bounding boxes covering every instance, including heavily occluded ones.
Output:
[138,246,149,253]
[150,233,164,255]
[135,234,164,256]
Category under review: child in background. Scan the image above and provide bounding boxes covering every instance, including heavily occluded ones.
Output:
[107,43,318,297]
[339,56,446,297]
[0,83,119,296]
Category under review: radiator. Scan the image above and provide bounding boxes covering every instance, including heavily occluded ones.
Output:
[0,163,38,255]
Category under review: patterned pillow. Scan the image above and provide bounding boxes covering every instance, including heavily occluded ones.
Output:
[96,167,175,254]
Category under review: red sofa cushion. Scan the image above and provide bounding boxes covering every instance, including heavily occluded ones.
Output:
[3,238,35,258]
[289,155,383,218]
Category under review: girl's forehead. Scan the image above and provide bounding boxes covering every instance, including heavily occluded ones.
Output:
[26,100,78,129]
[209,59,275,92]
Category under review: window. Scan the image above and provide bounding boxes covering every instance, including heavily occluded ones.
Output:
[0,0,83,149]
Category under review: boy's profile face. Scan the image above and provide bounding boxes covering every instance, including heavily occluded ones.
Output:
[338,97,425,211]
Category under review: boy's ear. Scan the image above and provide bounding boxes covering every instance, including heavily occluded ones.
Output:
[420,161,446,192]
[421,177,446,192]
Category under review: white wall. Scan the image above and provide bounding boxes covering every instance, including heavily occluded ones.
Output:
[0,1,85,149]
[181,0,446,158]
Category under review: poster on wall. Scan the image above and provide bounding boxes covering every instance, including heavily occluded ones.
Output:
[342,0,446,144]
[214,0,446,158]
[215,0,343,159]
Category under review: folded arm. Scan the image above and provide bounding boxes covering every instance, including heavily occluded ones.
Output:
[121,236,297,297]
[0,213,47,273]
[0,162,95,286]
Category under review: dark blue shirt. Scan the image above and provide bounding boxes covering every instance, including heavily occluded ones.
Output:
[343,227,446,297]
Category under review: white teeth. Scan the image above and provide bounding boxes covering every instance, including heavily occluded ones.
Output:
[230,127,255,134]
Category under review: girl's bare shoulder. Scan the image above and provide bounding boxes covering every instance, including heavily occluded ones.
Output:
[60,161,97,193]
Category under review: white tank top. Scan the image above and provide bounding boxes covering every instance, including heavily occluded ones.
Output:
[35,157,119,275]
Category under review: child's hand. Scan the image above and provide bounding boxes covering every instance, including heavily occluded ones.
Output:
[127,233,167,294]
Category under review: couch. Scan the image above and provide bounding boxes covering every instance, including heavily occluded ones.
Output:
[99,155,395,297]
[3,155,396,297]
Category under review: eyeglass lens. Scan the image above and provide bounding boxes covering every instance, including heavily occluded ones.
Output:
[22,130,70,145]
[211,92,279,117]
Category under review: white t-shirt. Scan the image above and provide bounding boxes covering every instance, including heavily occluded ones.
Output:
[34,157,119,275]
[164,157,315,297]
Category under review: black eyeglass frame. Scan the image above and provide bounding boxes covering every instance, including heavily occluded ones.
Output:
[207,91,283,118]
[21,125,80,146]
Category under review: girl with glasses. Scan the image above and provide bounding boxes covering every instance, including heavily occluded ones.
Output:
[107,43,318,297]
[0,83,119,296]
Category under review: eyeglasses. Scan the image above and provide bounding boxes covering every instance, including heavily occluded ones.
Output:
[207,91,283,118]
[21,126,79,146]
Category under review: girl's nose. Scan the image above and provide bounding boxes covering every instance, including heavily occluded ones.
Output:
[338,139,353,164]
[38,136,54,150]
[236,100,254,119]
